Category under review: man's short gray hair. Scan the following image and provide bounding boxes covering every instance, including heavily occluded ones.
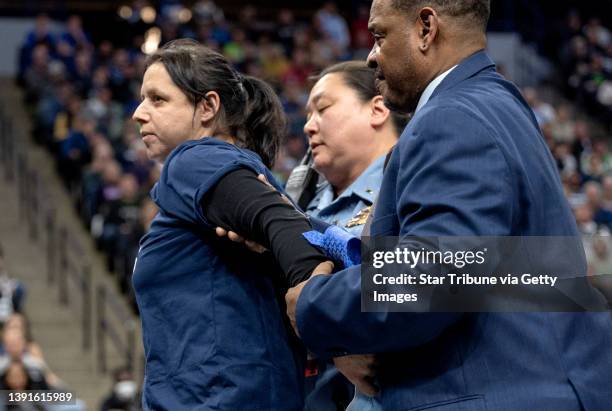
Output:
[391,0,491,31]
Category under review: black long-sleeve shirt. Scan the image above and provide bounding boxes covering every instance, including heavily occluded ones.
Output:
[202,168,328,287]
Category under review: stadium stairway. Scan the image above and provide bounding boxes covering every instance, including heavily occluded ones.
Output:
[0,78,142,409]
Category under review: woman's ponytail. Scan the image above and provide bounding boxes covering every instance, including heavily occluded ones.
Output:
[238,76,286,169]
[146,39,286,168]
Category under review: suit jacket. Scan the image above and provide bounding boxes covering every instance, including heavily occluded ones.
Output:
[295,51,612,410]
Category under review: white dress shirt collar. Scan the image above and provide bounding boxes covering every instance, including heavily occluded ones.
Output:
[415,65,458,113]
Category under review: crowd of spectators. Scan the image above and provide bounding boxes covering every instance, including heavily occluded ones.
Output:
[16,2,612,310]
[558,11,612,125]
[540,11,612,297]
[526,86,610,233]
[524,82,612,300]
[0,244,84,410]
[16,0,371,310]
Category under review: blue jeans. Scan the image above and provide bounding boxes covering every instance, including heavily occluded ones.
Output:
[346,390,383,411]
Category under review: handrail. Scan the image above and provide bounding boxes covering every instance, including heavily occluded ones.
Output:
[96,284,136,374]
[27,169,39,241]
[0,105,15,182]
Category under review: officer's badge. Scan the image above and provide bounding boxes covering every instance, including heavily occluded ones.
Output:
[345,206,372,228]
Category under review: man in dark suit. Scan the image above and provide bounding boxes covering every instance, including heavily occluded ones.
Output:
[286,0,612,409]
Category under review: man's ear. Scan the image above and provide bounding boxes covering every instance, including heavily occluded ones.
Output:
[370,95,391,128]
[417,7,439,52]
[198,91,221,125]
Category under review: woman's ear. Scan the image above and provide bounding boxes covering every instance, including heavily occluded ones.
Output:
[370,95,391,128]
[198,91,221,125]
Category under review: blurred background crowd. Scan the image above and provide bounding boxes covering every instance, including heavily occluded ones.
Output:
[0,0,610,409]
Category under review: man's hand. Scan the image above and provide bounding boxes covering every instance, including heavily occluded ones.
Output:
[255,173,291,204]
[333,354,380,396]
[285,261,334,337]
[214,227,267,253]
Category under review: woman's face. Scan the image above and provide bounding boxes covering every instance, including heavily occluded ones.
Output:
[2,328,26,359]
[5,363,28,390]
[132,63,205,162]
[304,73,373,182]
[4,314,26,334]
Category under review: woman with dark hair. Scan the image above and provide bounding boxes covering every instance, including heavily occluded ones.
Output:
[300,61,408,411]
[0,361,48,411]
[0,360,48,391]
[131,39,331,410]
